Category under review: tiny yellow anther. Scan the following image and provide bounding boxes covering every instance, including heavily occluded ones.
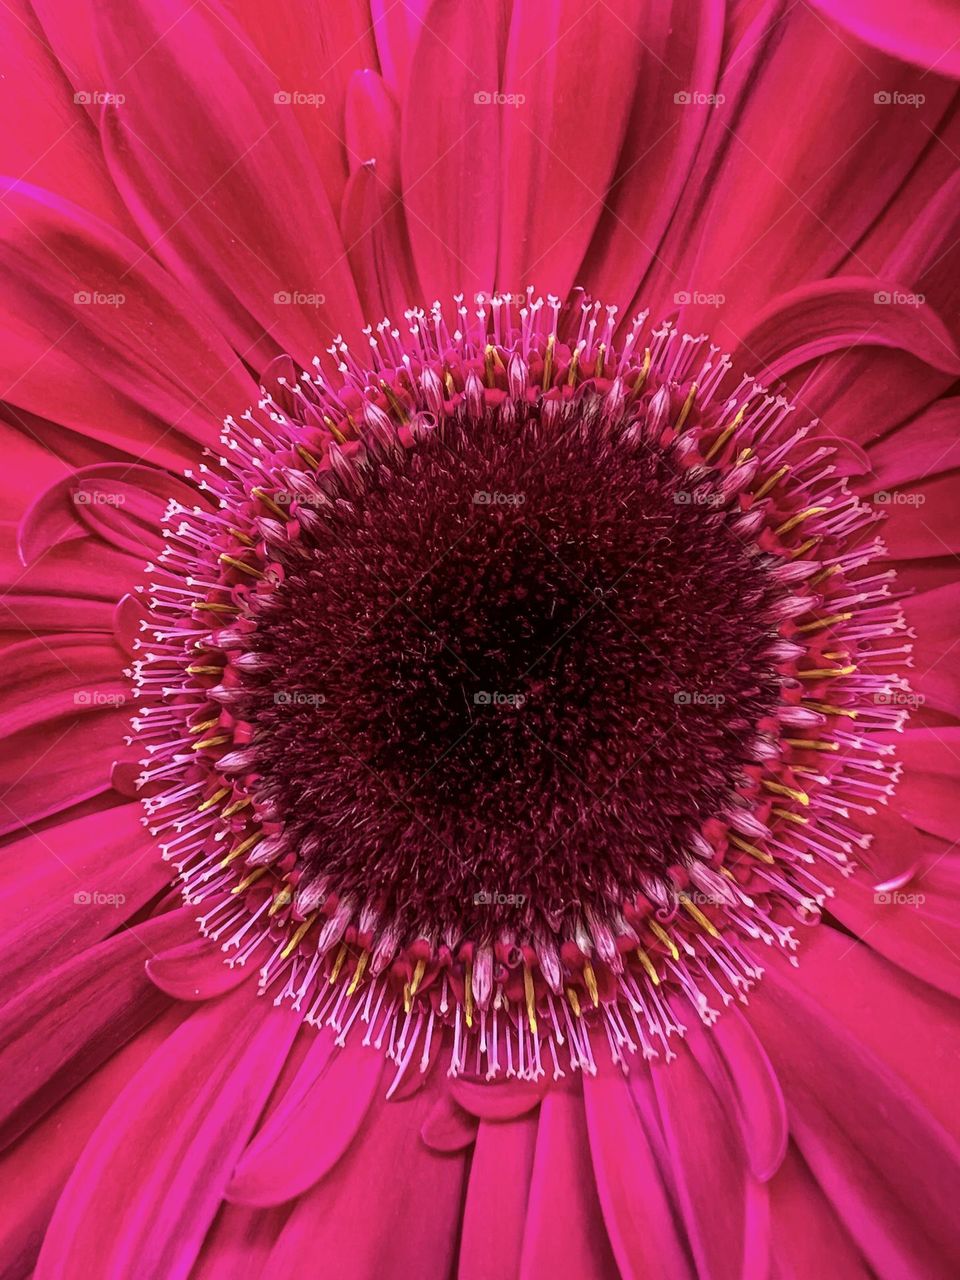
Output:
[635,946,661,986]
[648,921,680,960]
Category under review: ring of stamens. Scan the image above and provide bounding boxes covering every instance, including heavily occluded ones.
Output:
[133,292,909,1087]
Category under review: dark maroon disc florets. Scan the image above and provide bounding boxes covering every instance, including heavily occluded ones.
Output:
[244,401,781,940]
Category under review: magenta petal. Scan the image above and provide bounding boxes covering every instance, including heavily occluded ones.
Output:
[95,0,363,366]
[520,1084,620,1280]
[263,1075,468,1279]
[35,991,301,1280]
[226,1036,383,1207]
[146,935,262,1001]
[497,0,645,300]
[459,1111,538,1280]
[648,1048,770,1280]
[0,804,169,994]
[0,908,192,1148]
[682,1006,788,1182]
[805,0,960,77]
[584,1065,696,1279]
[401,0,503,300]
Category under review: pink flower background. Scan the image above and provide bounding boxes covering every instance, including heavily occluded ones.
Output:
[0,0,959,1277]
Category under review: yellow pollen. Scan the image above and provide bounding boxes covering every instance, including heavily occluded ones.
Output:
[798,665,857,679]
[648,920,680,960]
[772,806,809,825]
[635,946,661,986]
[220,832,260,867]
[197,787,229,813]
[250,486,288,518]
[803,700,858,719]
[776,507,827,536]
[185,664,222,676]
[328,943,348,985]
[753,465,789,499]
[729,833,775,863]
[217,554,262,579]
[188,717,220,734]
[567,341,584,386]
[785,738,840,752]
[347,950,368,995]
[464,956,474,1029]
[679,894,722,938]
[268,885,292,917]
[221,795,252,817]
[762,780,810,805]
[633,348,651,393]
[280,914,316,960]
[674,381,698,432]
[191,734,230,751]
[541,333,556,389]
[295,443,321,469]
[566,987,582,1017]
[231,866,268,894]
[523,964,538,1034]
[795,612,853,633]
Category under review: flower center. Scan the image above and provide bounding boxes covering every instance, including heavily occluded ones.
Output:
[241,400,782,944]
[133,293,910,1085]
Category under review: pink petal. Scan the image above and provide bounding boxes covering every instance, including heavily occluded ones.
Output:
[96,0,363,366]
[226,1035,384,1207]
[498,0,646,300]
[459,1111,538,1279]
[400,0,504,300]
[36,990,301,1280]
[805,0,960,77]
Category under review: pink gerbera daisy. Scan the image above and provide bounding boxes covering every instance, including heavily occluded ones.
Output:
[1,1,959,1277]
